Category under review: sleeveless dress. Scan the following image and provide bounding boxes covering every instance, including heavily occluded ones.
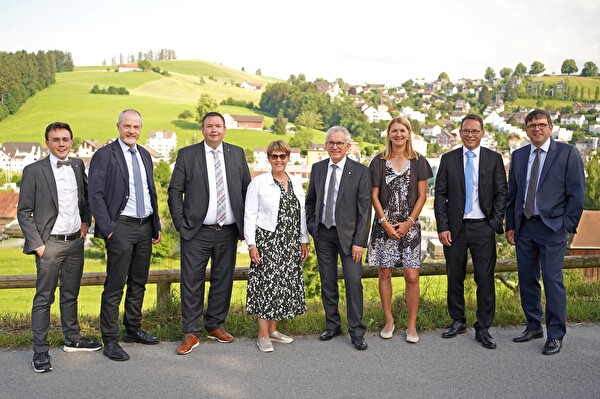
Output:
[246,179,307,319]
[367,160,421,269]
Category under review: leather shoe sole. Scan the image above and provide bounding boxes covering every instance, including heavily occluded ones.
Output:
[513,329,544,343]
[207,328,234,343]
[319,328,342,341]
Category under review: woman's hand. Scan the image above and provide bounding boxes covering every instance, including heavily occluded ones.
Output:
[382,220,401,240]
[249,246,261,265]
[301,243,309,261]
[394,221,411,238]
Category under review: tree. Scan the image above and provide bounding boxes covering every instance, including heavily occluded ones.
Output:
[178,110,194,120]
[438,72,450,81]
[561,59,578,75]
[295,110,323,131]
[500,67,513,80]
[595,86,599,101]
[581,61,599,77]
[478,85,493,105]
[484,67,495,80]
[513,62,527,77]
[244,148,255,164]
[195,94,218,123]
[585,151,600,209]
[154,161,172,187]
[255,68,262,76]
[273,110,287,135]
[138,60,152,70]
[529,61,546,76]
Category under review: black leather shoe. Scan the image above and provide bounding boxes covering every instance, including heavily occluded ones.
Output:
[319,328,342,341]
[513,328,544,343]
[123,329,160,345]
[542,338,562,355]
[350,336,368,350]
[442,321,467,338]
[475,329,497,349]
[103,341,129,361]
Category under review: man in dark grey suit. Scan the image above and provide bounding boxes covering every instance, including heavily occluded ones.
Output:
[18,122,101,373]
[506,109,585,355]
[306,126,372,350]
[168,111,251,355]
[434,114,507,349]
[89,109,162,361]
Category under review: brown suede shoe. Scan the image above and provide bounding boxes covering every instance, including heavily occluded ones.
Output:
[177,334,199,355]
[207,328,234,343]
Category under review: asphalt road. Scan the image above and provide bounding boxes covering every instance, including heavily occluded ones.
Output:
[2,323,599,399]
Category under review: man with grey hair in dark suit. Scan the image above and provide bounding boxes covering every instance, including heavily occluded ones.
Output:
[306,125,372,350]
[168,111,251,355]
[18,122,102,373]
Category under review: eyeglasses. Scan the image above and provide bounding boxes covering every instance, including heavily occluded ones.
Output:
[459,129,482,136]
[269,153,288,160]
[48,137,72,144]
[525,123,549,130]
[326,141,346,148]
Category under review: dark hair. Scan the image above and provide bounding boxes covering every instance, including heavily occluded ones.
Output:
[460,114,484,130]
[202,111,226,127]
[118,109,143,125]
[525,109,551,125]
[45,122,73,141]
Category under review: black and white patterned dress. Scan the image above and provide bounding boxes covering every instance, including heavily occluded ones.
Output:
[246,179,307,320]
[367,161,421,269]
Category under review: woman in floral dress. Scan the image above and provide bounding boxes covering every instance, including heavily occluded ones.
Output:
[245,140,309,352]
[368,117,432,343]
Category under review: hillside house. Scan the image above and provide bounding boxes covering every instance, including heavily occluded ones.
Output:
[421,124,442,138]
[449,111,467,123]
[1,142,42,172]
[560,114,586,127]
[0,192,18,227]
[147,130,177,161]
[551,126,573,142]
[223,114,264,130]
[314,81,341,98]
[76,140,102,159]
[363,105,392,123]
[434,131,458,149]
[240,81,263,91]
[117,63,142,72]
[575,137,599,154]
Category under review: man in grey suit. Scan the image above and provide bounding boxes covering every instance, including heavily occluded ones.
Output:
[434,114,507,349]
[18,122,101,373]
[306,126,372,350]
[168,111,251,355]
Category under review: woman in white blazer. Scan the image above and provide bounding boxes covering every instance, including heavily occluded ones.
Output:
[244,140,309,353]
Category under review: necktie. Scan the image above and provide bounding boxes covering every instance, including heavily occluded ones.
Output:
[212,150,226,225]
[524,148,542,219]
[128,148,145,217]
[57,159,72,168]
[324,164,338,228]
[464,151,475,214]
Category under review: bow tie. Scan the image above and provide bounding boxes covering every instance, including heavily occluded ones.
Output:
[57,160,72,168]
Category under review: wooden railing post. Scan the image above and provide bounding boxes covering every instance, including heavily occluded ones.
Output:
[156,281,171,308]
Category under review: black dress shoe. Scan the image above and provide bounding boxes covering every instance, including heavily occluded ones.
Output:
[319,328,342,341]
[350,336,368,350]
[542,338,562,355]
[513,328,544,343]
[123,329,160,345]
[475,329,497,349]
[442,321,467,338]
[103,341,130,361]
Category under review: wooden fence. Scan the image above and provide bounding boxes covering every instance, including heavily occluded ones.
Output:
[0,255,598,307]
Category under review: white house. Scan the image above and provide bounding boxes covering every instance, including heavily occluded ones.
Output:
[363,105,392,123]
[421,124,442,138]
[240,81,263,91]
[551,126,573,142]
[76,140,102,158]
[575,137,599,154]
[560,114,586,127]
[117,63,142,72]
[1,142,42,172]
[147,130,178,161]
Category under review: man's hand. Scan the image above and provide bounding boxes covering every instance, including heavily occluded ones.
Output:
[301,243,309,261]
[505,230,515,246]
[80,223,88,238]
[152,231,162,245]
[351,245,364,263]
[35,245,46,257]
[438,231,452,247]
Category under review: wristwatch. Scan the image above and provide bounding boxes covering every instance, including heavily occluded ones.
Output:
[377,216,386,223]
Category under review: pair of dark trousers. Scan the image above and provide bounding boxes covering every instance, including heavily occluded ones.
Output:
[180,225,238,334]
[32,236,84,354]
[100,217,152,343]
[443,220,496,330]
[315,224,366,337]
[516,218,567,339]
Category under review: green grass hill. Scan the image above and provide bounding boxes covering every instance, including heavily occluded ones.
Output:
[0,59,326,149]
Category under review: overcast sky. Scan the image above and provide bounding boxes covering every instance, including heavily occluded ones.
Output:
[2,0,599,86]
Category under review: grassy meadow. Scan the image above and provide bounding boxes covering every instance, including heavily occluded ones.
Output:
[0,59,319,149]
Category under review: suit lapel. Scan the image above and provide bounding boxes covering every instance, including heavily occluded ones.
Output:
[112,141,129,185]
[538,139,557,187]
[337,158,353,202]
[455,149,466,194]
[197,142,209,188]
[41,157,58,209]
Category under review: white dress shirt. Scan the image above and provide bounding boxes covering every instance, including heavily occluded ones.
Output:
[49,154,81,234]
[523,138,551,215]
[463,146,486,219]
[321,156,347,226]
[203,143,235,226]
[119,139,153,218]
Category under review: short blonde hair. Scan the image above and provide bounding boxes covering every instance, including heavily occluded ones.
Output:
[266,140,291,156]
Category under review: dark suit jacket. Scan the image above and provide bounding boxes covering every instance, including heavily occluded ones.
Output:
[88,140,161,239]
[167,141,251,241]
[434,146,507,238]
[17,156,91,254]
[305,157,372,255]
[506,139,585,238]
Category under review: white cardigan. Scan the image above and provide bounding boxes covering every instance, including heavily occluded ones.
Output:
[244,171,309,246]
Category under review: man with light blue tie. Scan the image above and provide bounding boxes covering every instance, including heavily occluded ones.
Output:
[434,114,507,349]
[89,109,162,361]
[506,109,585,355]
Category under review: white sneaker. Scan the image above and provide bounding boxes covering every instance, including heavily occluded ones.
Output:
[269,330,294,344]
[257,337,274,352]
